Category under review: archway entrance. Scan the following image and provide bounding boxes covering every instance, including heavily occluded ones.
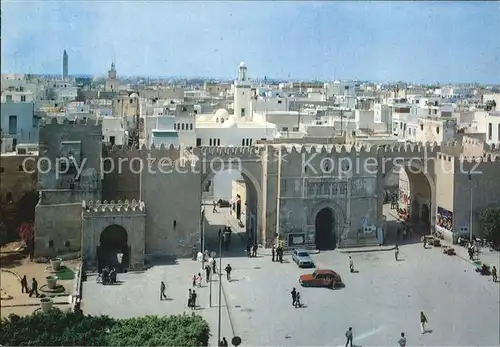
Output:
[16,191,39,225]
[383,162,433,238]
[97,225,129,272]
[202,168,260,252]
[315,208,336,250]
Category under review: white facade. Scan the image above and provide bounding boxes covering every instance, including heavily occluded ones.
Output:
[102,116,126,146]
[474,111,500,144]
[0,102,38,145]
[151,116,180,148]
[51,80,78,101]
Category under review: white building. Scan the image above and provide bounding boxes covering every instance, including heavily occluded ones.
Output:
[102,116,126,146]
[50,80,78,102]
[0,101,38,146]
[151,116,180,148]
[194,62,277,147]
[473,111,500,145]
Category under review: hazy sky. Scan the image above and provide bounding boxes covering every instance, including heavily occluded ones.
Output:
[2,1,500,83]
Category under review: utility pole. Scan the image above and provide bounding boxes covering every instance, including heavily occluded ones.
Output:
[469,172,473,242]
[217,230,223,345]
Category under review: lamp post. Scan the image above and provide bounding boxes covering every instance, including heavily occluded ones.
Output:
[469,172,473,242]
[217,229,223,345]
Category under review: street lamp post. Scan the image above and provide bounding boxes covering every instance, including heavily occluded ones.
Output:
[217,230,223,345]
[201,201,206,271]
[469,173,473,242]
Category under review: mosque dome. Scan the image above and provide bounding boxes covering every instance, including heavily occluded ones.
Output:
[239,62,246,68]
[215,108,229,119]
[130,93,139,98]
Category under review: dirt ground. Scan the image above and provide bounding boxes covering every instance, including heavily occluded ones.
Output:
[1,242,79,318]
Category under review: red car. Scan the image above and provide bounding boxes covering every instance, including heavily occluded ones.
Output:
[299,269,343,289]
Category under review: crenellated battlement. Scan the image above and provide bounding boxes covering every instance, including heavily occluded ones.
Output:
[459,153,500,163]
[40,117,103,127]
[82,199,146,216]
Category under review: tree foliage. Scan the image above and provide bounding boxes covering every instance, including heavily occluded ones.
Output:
[0,309,210,347]
[479,206,500,245]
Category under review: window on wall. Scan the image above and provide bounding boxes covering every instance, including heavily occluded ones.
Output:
[436,126,440,135]
[217,139,221,146]
[241,108,245,117]
[209,138,213,146]
[249,138,253,146]
[241,138,245,146]
[190,123,193,130]
[21,95,26,102]
[488,122,492,140]
[8,115,17,134]
[181,123,185,130]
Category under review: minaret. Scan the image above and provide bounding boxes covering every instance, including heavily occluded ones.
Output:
[62,50,68,79]
[106,62,117,91]
[234,62,251,120]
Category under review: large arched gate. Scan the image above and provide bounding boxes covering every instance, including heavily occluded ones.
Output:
[97,225,130,272]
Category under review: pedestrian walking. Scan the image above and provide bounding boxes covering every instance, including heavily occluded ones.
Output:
[21,275,28,294]
[191,290,197,309]
[205,264,211,282]
[295,292,301,308]
[420,311,428,334]
[188,289,192,308]
[278,247,283,263]
[225,264,232,281]
[290,287,297,307]
[271,246,276,262]
[398,332,406,347]
[160,281,167,300]
[423,237,427,248]
[192,274,197,287]
[345,327,353,347]
[213,200,217,213]
[252,243,258,257]
[29,278,39,297]
[197,273,202,287]
[395,245,400,261]
[349,256,354,273]
[491,266,497,282]
[212,259,217,274]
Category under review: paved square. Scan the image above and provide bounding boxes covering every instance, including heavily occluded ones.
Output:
[82,209,500,346]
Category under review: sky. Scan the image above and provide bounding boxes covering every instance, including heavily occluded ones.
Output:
[1,1,500,83]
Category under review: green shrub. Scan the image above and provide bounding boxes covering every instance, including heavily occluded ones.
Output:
[0,309,210,346]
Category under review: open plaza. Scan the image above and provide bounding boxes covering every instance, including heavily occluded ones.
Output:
[81,208,500,347]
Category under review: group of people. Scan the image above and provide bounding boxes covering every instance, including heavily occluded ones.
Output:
[99,266,117,284]
[246,243,258,257]
[187,288,198,309]
[271,245,284,263]
[20,275,39,297]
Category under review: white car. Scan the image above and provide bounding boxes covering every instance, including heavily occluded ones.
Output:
[292,249,315,268]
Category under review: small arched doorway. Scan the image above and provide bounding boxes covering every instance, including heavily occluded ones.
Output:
[98,225,129,272]
[411,200,420,224]
[315,208,336,250]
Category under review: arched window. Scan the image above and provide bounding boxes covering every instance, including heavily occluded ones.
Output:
[217,139,221,146]
[249,138,253,146]
[190,123,193,130]
[181,123,185,130]
[209,139,213,146]
[241,139,245,146]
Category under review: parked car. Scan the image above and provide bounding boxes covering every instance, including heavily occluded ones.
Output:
[292,249,315,268]
[299,269,343,289]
